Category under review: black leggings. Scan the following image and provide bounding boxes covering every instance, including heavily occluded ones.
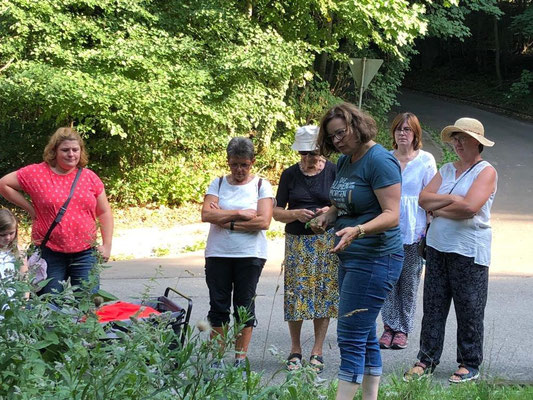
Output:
[205,257,265,328]
[417,246,489,370]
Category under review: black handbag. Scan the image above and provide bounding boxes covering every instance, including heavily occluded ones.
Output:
[417,227,429,260]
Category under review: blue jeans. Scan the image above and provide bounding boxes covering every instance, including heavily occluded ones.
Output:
[337,253,403,384]
[38,247,99,295]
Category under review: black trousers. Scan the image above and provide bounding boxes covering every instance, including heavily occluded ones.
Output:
[417,246,489,370]
[205,257,265,328]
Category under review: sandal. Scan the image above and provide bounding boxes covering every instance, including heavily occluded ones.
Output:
[286,353,302,372]
[448,364,479,383]
[309,354,324,374]
[403,361,433,382]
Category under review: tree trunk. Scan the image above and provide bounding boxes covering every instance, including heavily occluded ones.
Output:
[494,16,502,84]
[246,0,252,18]
[317,52,328,79]
[317,17,333,80]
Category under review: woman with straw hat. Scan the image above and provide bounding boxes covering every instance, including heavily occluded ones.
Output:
[404,117,497,384]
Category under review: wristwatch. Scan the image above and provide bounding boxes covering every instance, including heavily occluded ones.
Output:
[356,224,366,239]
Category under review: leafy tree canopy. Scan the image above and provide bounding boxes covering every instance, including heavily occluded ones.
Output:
[0,0,474,205]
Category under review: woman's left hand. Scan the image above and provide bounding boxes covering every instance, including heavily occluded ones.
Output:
[331,226,359,253]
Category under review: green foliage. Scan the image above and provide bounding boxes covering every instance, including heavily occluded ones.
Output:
[0,276,339,399]
[421,0,502,40]
[2,274,532,398]
[507,69,533,101]
[0,0,311,205]
[181,240,206,253]
[0,0,480,206]
[511,5,533,39]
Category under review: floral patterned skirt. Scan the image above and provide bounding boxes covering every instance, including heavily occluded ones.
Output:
[284,231,339,321]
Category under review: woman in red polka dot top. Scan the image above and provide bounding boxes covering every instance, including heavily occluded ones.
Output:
[0,127,114,295]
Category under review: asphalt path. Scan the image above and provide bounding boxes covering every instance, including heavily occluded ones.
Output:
[102,90,533,385]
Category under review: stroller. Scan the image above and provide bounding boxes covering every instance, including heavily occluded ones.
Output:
[95,287,192,347]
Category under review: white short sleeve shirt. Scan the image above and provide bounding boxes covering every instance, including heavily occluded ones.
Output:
[204,176,274,259]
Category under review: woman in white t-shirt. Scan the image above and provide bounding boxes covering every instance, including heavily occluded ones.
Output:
[404,118,497,384]
[379,113,437,350]
[201,137,274,369]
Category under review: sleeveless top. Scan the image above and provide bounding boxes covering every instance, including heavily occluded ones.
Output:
[427,161,497,266]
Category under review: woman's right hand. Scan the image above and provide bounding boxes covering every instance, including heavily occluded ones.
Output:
[294,209,316,223]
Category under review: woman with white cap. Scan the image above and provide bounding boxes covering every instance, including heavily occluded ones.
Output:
[273,125,339,373]
[404,117,497,383]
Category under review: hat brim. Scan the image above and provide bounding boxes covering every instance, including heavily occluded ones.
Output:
[441,126,495,147]
[291,141,319,151]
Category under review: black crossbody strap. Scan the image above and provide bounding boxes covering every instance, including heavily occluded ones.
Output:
[40,168,83,249]
[447,160,484,194]
[425,160,484,232]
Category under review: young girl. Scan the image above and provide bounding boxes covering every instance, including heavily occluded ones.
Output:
[0,208,27,302]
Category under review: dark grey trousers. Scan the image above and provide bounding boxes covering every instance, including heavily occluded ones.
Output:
[417,246,489,370]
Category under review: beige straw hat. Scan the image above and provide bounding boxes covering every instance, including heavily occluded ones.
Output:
[440,117,495,147]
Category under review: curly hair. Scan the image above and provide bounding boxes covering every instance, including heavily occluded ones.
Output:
[43,127,88,168]
[390,112,423,150]
[317,103,377,157]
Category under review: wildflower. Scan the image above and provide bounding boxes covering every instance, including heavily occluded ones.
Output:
[196,319,211,333]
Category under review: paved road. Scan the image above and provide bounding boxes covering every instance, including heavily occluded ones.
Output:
[393,89,533,216]
[102,90,533,385]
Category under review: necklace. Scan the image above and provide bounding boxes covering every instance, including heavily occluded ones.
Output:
[298,159,325,176]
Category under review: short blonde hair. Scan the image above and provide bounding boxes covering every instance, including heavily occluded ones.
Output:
[43,127,88,168]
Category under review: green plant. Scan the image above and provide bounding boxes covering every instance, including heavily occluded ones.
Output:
[266,229,285,240]
[181,240,206,253]
[152,246,171,257]
[507,70,533,102]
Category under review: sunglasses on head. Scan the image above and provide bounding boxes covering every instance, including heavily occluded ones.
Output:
[298,151,320,156]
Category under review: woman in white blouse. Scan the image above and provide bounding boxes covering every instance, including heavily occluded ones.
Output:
[379,113,436,350]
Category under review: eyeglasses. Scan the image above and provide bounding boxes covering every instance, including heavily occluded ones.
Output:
[228,162,252,169]
[299,151,320,156]
[395,127,413,134]
[327,128,348,141]
[451,134,470,144]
